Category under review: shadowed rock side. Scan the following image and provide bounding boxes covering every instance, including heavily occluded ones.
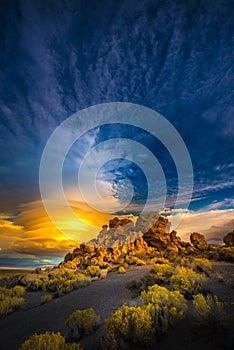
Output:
[223,230,234,247]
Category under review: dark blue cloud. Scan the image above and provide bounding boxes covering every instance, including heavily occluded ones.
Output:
[0,0,233,211]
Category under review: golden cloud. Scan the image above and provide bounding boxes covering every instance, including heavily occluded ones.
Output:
[174,209,234,243]
[0,199,113,260]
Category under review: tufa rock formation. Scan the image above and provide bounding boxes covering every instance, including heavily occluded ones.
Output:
[62,212,212,269]
[190,232,209,251]
[223,230,234,247]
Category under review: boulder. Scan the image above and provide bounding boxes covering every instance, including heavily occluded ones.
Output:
[190,232,208,250]
[223,231,234,247]
[109,217,133,228]
[143,216,170,248]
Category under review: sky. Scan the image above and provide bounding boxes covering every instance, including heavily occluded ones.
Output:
[0,0,233,267]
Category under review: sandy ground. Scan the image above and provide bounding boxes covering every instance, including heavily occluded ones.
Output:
[0,262,233,350]
[0,265,152,350]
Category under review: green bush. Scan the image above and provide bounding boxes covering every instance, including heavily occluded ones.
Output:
[170,268,207,297]
[41,294,53,304]
[192,293,226,328]
[140,284,187,333]
[104,305,154,349]
[85,266,101,277]
[20,331,82,350]
[65,308,99,339]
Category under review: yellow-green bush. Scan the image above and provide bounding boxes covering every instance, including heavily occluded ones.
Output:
[45,273,91,295]
[84,265,101,277]
[41,294,53,304]
[0,296,25,316]
[65,308,99,339]
[20,331,82,350]
[104,305,154,348]
[98,268,109,279]
[140,284,187,333]
[173,257,192,268]
[151,263,174,280]
[170,268,207,297]
[193,293,226,327]
[28,278,44,291]
[118,266,126,274]
[142,263,175,287]
[126,257,145,265]
[191,258,212,273]
[219,247,234,262]
[0,285,25,298]
[150,257,169,264]
[126,279,144,297]
[11,285,25,297]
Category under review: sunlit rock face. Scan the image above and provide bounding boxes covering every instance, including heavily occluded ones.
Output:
[190,232,209,251]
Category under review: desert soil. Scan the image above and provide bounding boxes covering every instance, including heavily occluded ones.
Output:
[0,262,233,350]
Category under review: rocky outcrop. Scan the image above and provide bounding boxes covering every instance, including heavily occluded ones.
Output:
[223,231,234,247]
[109,217,133,229]
[63,213,195,268]
[135,212,161,233]
[190,232,208,250]
[143,216,170,248]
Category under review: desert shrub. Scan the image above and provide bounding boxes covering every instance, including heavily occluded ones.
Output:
[62,261,78,270]
[192,293,226,328]
[126,257,145,265]
[191,258,212,273]
[71,274,91,288]
[0,296,25,316]
[0,287,11,299]
[142,263,175,287]
[120,262,129,269]
[11,286,25,297]
[104,305,154,349]
[45,273,90,295]
[118,266,126,274]
[170,268,207,298]
[65,308,99,339]
[151,257,169,264]
[0,286,25,298]
[219,247,234,262]
[126,279,144,297]
[173,257,192,268]
[140,284,187,333]
[98,268,109,279]
[85,265,101,277]
[27,278,44,291]
[20,331,82,350]
[41,294,53,304]
[151,263,174,279]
